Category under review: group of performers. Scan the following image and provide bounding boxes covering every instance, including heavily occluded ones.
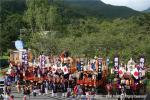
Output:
[5,50,147,97]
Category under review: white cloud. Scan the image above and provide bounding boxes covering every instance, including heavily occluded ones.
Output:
[101,0,150,11]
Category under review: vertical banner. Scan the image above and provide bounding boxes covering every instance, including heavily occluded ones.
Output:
[114,56,119,76]
[98,58,102,73]
[97,57,102,80]
[139,57,145,79]
[80,61,84,71]
[40,54,46,68]
[22,50,28,70]
[140,57,144,69]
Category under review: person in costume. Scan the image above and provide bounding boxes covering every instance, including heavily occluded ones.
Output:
[76,59,81,72]
[60,75,66,97]
[16,80,21,93]
[45,80,49,94]
[51,75,57,97]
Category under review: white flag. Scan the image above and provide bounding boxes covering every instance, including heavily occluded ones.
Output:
[62,66,69,74]
[131,68,139,79]
[52,65,57,74]
[118,67,125,78]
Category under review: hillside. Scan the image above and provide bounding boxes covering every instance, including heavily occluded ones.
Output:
[1,0,150,63]
[143,7,150,12]
[62,0,140,18]
[0,0,140,19]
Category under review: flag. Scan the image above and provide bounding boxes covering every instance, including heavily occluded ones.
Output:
[114,57,119,76]
[62,66,69,75]
[40,55,46,68]
[114,57,119,67]
[118,67,125,78]
[22,50,28,68]
[131,68,139,79]
[140,57,144,68]
[52,65,57,74]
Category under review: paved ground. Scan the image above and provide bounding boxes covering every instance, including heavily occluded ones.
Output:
[11,91,67,100]
[2,85,146,100]
[10,87,117,100]
[8,84,148,100]
[11,91,146,100]
[0,77,117,100]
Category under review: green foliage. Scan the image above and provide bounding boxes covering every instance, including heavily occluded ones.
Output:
[0,0,26,54]
[0,0,150,64]
[24,0,61,31]
[0,14,24,53]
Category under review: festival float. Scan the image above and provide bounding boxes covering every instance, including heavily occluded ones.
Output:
[7,42,147,95]
[108,57,146,95]
[76,57,108,93]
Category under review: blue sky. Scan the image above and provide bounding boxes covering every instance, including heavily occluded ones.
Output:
[101,0,150,11]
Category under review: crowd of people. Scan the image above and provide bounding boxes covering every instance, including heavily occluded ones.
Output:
[2,51,98,100]
[1,50,147,100]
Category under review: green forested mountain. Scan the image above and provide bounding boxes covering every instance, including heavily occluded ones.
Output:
[63,0,140,18]
[0,0,150,64]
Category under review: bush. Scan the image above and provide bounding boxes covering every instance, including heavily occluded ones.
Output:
[146,72,150,79]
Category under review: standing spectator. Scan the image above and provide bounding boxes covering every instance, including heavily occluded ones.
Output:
[4,75,8,86]
[106,82,112,96]
[15,74,19,83]
[77,85,82,97]
[40,82,45,95]
[29,83,33,94]
[27,86,31,98]
[45,80,49,94]
[23,85,27,99]
[60,76,65,97]
[51,82,56,97]
[4,91,9,100]
[64,79,68,97]
[69,74,73,93]
[6,86,11,96]
[9,95,14,100]
[33,83,37,97]
[16,81,21,93]
[76,61,81,71]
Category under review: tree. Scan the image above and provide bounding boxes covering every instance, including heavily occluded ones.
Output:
[24,0,60,31]
[0,14,24,53]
